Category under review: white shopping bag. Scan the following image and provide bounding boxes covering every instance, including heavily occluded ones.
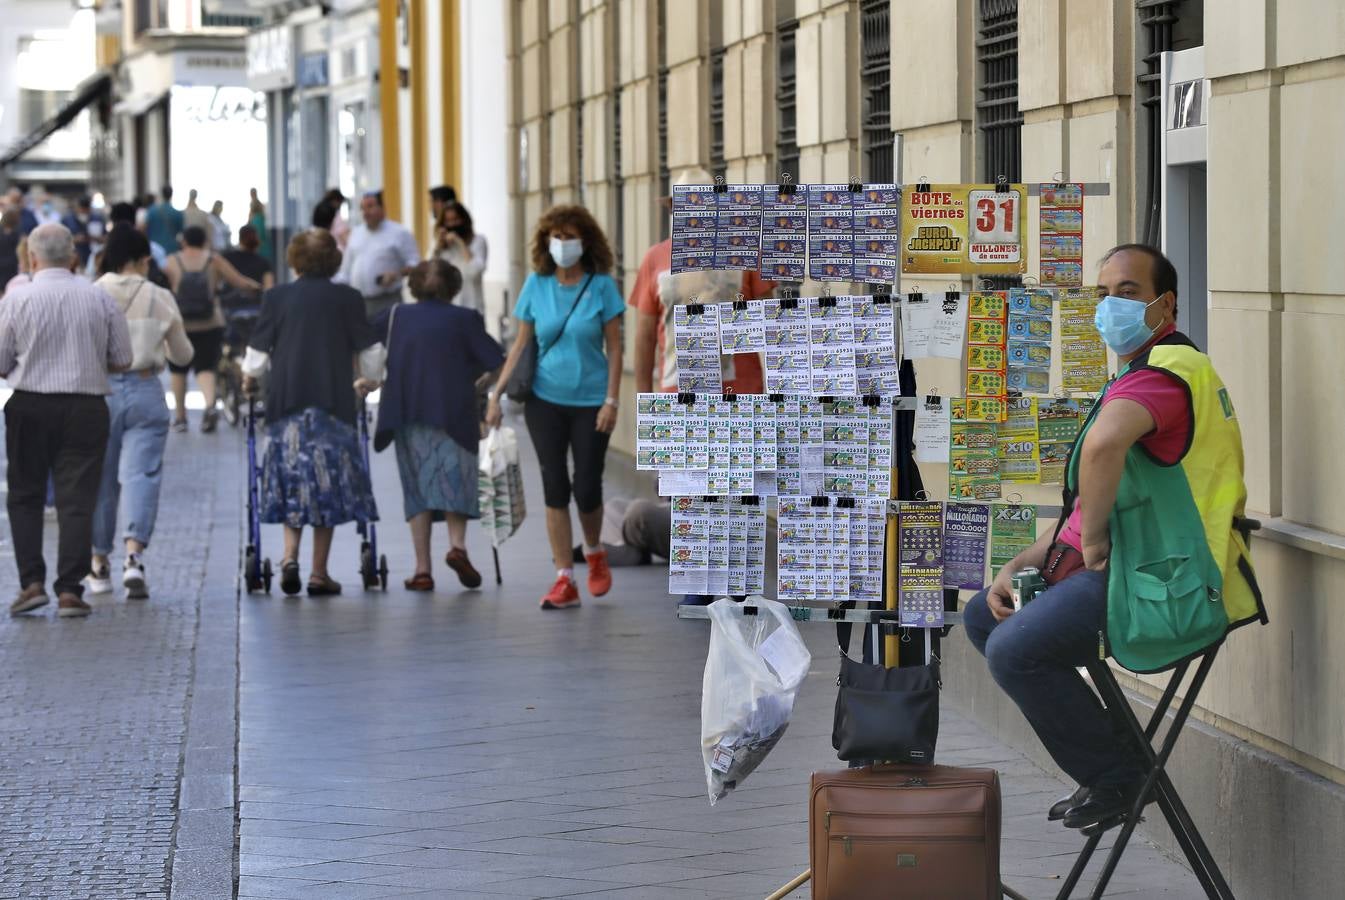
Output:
[701,597,811,804]
[478,427,526,547]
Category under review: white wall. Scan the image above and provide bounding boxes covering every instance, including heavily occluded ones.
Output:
[0,2,95,175]
[460,0,511,332]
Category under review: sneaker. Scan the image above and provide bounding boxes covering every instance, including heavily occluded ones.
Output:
[172,418,188,433]
[540,574,580,610]
[57,593,92,618]
[445,548,482,589]
[585,550,612,597]
[9,583,49,616]
[201,409,219,434]
[85,563,114,595]
[123,555,149,600]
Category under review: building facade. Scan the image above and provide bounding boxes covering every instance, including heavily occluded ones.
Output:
[505,2,1345,895]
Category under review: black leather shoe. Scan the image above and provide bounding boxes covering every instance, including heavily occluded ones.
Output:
[1063,784,1143,830]
[1048,785,1090,822]
[280,561,301,596]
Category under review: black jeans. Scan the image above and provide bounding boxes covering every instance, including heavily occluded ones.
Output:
[963,571,1146,790]
[5,391,111,597]
[523,397,610,512]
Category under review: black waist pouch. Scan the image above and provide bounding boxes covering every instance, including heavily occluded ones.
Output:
[832,652,940,764]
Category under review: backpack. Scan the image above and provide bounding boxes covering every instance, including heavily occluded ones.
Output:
[175,253,215,321]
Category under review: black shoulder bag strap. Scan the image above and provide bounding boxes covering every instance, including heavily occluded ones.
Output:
[538,273,595,360]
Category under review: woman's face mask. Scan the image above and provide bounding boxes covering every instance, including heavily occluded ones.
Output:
[1093,293,1165,355]
[549,236,583,269]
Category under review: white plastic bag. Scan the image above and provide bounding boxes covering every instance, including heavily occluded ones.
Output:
[478,427,526,546]
[701,597,812,804]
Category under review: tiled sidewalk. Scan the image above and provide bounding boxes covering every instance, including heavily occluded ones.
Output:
[235,411,1203,899]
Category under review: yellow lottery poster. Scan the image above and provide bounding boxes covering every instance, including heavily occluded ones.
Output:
[902,184,1028,275]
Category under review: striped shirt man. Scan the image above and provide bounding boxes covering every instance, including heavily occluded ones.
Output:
[0,269,132,393]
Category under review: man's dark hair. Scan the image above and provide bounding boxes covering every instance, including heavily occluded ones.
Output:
[109,202,137,225]
[161,186,174,202]
[363,190,384,207]
[182,225,208,248]
[429,185,457,204]
[238,224,260,251]
[311,201,337,230]
[1101,243,1178,303]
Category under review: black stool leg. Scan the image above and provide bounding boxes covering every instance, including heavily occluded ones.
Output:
[1086,655,1233,900]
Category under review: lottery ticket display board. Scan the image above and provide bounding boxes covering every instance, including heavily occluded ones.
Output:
[901,184,1028,275]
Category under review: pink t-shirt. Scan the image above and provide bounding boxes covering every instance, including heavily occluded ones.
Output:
[1058,331,1191,550]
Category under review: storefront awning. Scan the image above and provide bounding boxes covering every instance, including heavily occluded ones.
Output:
[0,71,112,168]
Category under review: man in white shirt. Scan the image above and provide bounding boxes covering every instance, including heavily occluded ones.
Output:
[336,190,421,320]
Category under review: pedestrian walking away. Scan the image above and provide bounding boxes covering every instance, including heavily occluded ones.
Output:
[0,224,132,618]
[486,204,625,610]
[163,226,262,433]
[207,200,231,251]
[183,189,211,237]
[247,188,273,263]
[337,190,421,320]
[220,225,274,312]
[144,186,184,257]
[371,258,504,592]
[242,228,385,597]
[433,200,488,316]
[0,209,21,289]
[87,227,194,600]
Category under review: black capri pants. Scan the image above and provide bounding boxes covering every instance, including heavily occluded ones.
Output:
[523,396,611,513]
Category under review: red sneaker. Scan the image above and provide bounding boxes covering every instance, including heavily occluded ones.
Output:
[585,550,612,597]
[541,574,581,610]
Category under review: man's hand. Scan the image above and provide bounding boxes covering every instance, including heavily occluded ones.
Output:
[986,566,1018,622]
[1082,536,1111,572]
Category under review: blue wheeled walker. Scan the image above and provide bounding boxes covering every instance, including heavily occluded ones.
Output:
[243,396,273,593]
[355,399,389,591]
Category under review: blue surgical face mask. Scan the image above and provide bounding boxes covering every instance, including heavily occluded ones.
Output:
[1094,294,1164,355]
[549,237,583,269]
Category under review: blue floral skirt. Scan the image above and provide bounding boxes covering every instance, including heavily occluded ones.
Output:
[394,424,480,521]
[259,408,379,528]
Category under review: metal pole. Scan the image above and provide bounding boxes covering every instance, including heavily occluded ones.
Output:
[880,131,905,668]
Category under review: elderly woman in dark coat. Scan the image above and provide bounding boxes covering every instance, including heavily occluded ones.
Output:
[242,229,384,596]
[371,258,503,591]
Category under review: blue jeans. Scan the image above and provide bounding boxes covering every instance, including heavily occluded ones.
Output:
[92,374,171,555]
[963,571,1145,790]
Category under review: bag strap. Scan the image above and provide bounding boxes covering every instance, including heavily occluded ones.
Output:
[538,273,595,361]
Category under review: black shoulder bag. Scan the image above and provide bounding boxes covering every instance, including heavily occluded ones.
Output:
[832,628,941,764]
[504,273,595,403]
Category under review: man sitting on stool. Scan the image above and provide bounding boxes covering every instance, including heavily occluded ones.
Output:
[962,244,1264,834]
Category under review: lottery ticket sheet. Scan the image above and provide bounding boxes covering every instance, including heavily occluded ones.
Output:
[761,186,808,282]
[1007,288,1054,395]
[773,395,803,495]
[763,299,812,394]
[750,396,778,473]
[741,498,768,595]
[862,499,887,602]
[807,185,855,282]
[930,291,969,360]
[715,186,763,271]
[673,303,724,392]
[1059,287,1109,394]
[1039,182,1085,287]
[727,399,755,495]
[943,502,991,590]
[669,497,710,594]
[706,497,730,596]
[898,501,946,627]
[866,400,894,497]
[989,503,1038,573]
[853,295,902,396]
[853,184,901,285]
[823,398,868,496]
[776,496,817,601]
[798,398,827,496]
[719,300,767,354]
[808,296,858,396]
[705,397,733,495]
[670,185,717,272]
[1037,397,1095,484]
[997,397,1041,484]
[635,393,686,470]
[965,291,1008,422]
[949,398,1002,500]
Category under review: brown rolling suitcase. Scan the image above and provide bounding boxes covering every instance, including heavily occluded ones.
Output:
[809,764,1001,900]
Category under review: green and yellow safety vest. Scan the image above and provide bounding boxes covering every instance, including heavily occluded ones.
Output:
[1064,331,1266,673]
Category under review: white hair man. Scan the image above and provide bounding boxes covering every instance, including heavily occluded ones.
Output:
[0,224,132,619]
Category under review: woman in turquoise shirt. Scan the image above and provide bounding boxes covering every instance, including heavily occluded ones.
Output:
[487,205,624,611]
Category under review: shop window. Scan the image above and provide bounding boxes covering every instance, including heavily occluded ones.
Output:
[977,0,1021,184]
[860,0,892,182]
[710,47,726,180]
[776,18,799,183]
[1137,0,1203,244]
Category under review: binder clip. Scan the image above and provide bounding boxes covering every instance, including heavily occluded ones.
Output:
[1053,171,1069,189]
[943,289,961,313]
[778,173,797,196]
[687,301,705,315]
[915,175,931,194]
[923,393,943,411]
[721,390,737,403]
[848,179,863,194]
[790,606,812,622]
[701,495,720,504]
[826,607,845,621]
[779,287,799,310]
[862,395,883,408]
[818,293,838,308]
[874,291,893,305]
[677,391,696,405]
[995,175,1010,194]
[811,496,831,508]
[712,175,728,194]
[836,497,857,510]
[768,393,786,403]
[732,291,748,311]
[907,291,925,304]
[740,604,759,616]
[740,496,760,506]
[818,395,836,405]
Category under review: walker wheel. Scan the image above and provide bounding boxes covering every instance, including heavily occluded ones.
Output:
[361,546,378,589]
[262,558,273,593]
[244,546,261,593]
[378,555,389,592]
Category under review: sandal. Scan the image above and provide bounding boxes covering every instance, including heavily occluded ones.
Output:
[404,572,435,592]
[306,575,342,597]
[446,548,483,589]
[280,560,301,596]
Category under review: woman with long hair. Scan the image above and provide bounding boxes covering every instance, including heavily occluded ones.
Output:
[486,206,624,610]
[433,201,487,316]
